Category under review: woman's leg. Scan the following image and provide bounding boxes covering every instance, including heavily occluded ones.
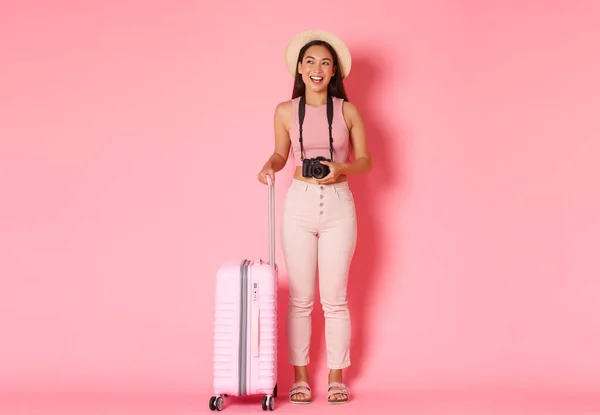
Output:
[281,180,319,402]
[316,182,357,402]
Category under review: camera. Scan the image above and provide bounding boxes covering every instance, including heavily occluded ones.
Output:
[302,156,330,179]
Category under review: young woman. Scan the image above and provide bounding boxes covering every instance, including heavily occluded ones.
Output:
[257,30,372,404]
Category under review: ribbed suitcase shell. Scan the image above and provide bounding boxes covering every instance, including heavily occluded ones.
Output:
[209,177,278,412]
[213,259,278,396]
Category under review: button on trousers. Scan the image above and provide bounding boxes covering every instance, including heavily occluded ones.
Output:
[281,179,357,370]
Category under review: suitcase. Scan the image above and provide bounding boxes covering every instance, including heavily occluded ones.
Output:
[209,176,278,412]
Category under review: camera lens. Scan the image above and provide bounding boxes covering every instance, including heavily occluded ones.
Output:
[312,164,329,179]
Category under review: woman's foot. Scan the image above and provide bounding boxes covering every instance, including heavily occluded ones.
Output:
[289,381,311,404]
[327,369,350,404]
[289,366,311,404]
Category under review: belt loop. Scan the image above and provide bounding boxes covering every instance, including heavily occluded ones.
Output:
[304,183,308,192]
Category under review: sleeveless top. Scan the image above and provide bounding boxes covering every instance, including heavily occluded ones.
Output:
[289,96,351,166]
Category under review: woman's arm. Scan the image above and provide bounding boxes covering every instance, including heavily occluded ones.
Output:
[317,101,372,183]
[257,101,292,184]
[340,101,372,175]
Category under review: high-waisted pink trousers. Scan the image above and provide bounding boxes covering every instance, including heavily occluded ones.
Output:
[281,179,357,370]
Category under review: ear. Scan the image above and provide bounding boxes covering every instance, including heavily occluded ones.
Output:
[297,62,302,74]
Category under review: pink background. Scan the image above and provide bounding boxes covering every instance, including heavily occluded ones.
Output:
[2,0,600,412]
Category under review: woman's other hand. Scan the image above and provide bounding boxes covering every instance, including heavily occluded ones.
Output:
[315,161,346,184]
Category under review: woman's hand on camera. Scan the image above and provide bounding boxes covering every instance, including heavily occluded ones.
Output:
[316,161,346,184]
[257,163,275,185]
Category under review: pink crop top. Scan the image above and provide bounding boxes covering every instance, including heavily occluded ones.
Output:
[289,96,351,166]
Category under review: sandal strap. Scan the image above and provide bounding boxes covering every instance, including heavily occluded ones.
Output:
[327,382,349,397]
[289,381,311,397]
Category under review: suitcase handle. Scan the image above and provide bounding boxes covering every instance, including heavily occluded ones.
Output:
[267,174,275,268]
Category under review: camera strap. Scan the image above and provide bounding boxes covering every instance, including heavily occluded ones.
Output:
[298,94,334,161]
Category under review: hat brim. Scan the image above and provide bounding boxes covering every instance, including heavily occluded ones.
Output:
[284,29,351,79]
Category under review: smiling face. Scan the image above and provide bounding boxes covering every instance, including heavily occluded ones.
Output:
[297,44,337,94]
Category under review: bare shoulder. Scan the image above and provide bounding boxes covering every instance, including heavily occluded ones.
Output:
[275,100,293,113]
[275,100,294,119]
[274,100,293,130]
[342,100,363,129]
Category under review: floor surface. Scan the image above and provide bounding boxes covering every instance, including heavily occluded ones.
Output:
[2,389,599,415]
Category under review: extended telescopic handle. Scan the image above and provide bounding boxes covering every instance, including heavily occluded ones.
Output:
[266,174,275,268]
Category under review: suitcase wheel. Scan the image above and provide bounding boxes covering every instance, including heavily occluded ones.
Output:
[209,395,224,411]
[261,395,275,411]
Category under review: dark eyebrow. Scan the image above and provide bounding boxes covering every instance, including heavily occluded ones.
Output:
[305,55,332,61]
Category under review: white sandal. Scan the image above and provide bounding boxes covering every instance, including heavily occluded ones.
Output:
[327,381,350,404]
[289,381,312,404]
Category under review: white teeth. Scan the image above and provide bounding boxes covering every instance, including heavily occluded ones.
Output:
[310,76,323,81]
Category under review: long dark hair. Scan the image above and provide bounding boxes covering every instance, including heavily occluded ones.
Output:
[291,40,349,101]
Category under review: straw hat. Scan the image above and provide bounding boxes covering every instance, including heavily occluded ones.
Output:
[284,29,352,79]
